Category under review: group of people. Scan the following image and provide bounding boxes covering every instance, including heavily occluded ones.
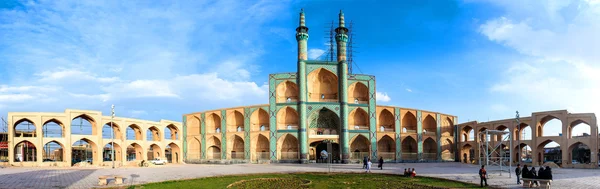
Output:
[362,157,384,173]
[515,164,553,186]
[403,168,417,177]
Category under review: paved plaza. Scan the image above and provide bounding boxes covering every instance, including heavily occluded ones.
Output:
[0,162,599,189]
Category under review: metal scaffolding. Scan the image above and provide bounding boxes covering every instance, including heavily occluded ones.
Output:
[478,129,512,178]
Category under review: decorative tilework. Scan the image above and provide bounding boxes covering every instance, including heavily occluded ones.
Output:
[395,107,401,161]
[417,110,423,161]
[436,113,442,160]
[221,110,227,159]
[306,64,338,76]
[244,108,251,160]
[306,104,341,117]
[182,115,187,161]
[201,113,206,159]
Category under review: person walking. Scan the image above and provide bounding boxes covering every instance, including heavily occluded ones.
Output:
[365,158,372,173]
[378,157,384,170]
[363,156,368,169]
[515,164,522,184]
[479,165,489,187]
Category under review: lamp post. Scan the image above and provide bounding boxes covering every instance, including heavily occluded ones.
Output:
[516,111,520,165]
[111,105,115,169]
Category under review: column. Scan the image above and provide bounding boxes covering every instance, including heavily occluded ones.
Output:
[417,110,423,161]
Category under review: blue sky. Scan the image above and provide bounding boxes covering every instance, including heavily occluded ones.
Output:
[1,0,598,139]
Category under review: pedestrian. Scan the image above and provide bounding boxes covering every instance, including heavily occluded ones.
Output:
[363,156,368,169]
[479,165,488,187]
[365,158,372,173]
[515,164,522,184]
[378,157,384,170]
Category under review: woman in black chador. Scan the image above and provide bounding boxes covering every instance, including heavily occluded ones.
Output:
[378,157,384,170]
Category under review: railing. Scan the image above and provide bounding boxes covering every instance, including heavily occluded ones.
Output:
[351,100,369,104]
[378,152,395,160]
[378,127,394,132]
[251,126,270,132]
[277,97,299,103]
[423,132,437,136]
[208,152,221,160]
[280,152,299,160]
[231,152,245,159]
[350,152,370,160]
[423,153,437,160]
[442,152,455,161]
[279,125,298,130]
[403,129,417,133]
[310,129,338,135]
[256,152,270,160]
[402,153,417,160]
[351,125,369,130]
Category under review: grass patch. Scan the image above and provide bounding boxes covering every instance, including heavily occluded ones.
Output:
[118,172,484,189]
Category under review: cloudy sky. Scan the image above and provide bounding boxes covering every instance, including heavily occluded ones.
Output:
[1,0,598,139]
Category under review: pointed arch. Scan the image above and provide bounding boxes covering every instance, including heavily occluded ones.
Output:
[536,139,561,165]
[127,143,144,161]
[308,108,339,135]
[277,107,299,130]
[378,109,394,132]
[278,134,299,160]
[227,110,244,132]
[43,141,65,162]
[441,117,453,136]
[206,113,222,134]
[42,119,63,138]
[377,135,395,160]
[538,115,563,137]
[568,142,591,164]
[14,118,36,137]
[255,134,269,160]
[187,116,201,135]
[102,122,122,140]
[14,140,37,162]
[164,124,179,140]
[307,68,338,102]
[568,119,591,138]
[251,108,270,131]
[402,112,417,133]
[348,82,368,104]
[206,136,221,159]
[229,135,245,159]
[402,136,417,160]
[349,134,370,159]
[126,124,142,140]
[147,126,161,141]
[148,144,162,160]
[422,115,436,135]
[102,142,122,162]
[276,81,299,103]
[71,138,97,165]
[441,138,454,160]
[423,138,437,160]
[349,108,369,130]
[71,114,96,135]
[166,143,181,163]
[187,138,201,160]
[462,126,473,142]
[461,143,474,163]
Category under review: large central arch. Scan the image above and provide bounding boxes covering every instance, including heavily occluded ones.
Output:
[308,108,339,135]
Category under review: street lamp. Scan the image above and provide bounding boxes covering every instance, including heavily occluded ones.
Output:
[516,111,520,165]
[111,105,115,169]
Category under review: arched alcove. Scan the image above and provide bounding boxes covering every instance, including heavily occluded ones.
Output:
[126,124,142,140]
[277,107,299,130]
[251,109,270,131]
[423,138,437,160]
[276,81,299,103]
[307,68,338,102]
[349,108,369,130]
[402,112,417,133]
[43,141,65,162]
[422,115,437,136]
[187,138,201,160]
[538,115,563,137]
[279,134,299,160]
[350,135,370,159]
[402,136,418,160]
[14,119,36,137]
[378,109,394,132]
[377,135,395,160]
[206,113,221,133]
[348,82,368,104]
[255,134,269,161]
[71,115,96,135]
[127,143,143,161]
[227,111,244,132]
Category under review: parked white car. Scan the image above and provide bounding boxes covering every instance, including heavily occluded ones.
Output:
[150,158,167,165]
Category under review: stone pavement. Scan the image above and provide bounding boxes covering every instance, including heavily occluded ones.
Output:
[0,162,599,189]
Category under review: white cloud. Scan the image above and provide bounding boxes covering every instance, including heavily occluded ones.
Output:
[405,88,412,93]
[0,0,290,120]
[308,49,325,60]
[479,0,600,135]
[376,92,391,102]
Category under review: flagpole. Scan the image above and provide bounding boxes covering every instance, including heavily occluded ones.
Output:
[111,105,115,169]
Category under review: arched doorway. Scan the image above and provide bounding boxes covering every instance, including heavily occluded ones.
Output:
[102,142,122,162]
[207,136,221,160]
[461,144,473,164]
[310,140,340,163]
[72,139,96,166]
[378,135,395,160]
[187,138,201,160]
[569,142,591,164]
[126,124,142,140]
[147,144,161,160]
[441,138,453,160]
[166,143,180,163]
[255,134,269,161]
[349,135,370,160]
[14,140,36,162]
[14,119,36,137]
[279,134,299,160]
[43,141,64,162]
[402,136,417,160]
[230,135,245,159]
[423,138,437,160]
[536,140,561,166]
[127,143,143,161]
[308,108,339,135]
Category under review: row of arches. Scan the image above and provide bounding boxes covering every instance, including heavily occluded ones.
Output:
[461,117,593,142]
[13,139,181,165]
[275,68,370,103]
[461,139,595,166]
[13,117,179,141]
[193,108,454,134]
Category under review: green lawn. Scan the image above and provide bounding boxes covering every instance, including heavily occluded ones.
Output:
[119,172,485,189]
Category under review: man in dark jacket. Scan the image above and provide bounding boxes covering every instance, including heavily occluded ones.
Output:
[515,164,522,184]
[363,156,368,169]
[479,165,489,187]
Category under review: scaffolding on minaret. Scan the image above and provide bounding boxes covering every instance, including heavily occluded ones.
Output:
[318,20,361,74]
[318,21,336,62]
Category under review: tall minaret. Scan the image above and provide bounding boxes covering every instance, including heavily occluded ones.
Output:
[296,8,309,164]
[336,10,350,164]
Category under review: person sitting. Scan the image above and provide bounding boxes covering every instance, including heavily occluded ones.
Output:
[403,168,408,177]
[522,165,530,179]
[538,167,546,179]
[411,168,417,178]
[530,167,539,187]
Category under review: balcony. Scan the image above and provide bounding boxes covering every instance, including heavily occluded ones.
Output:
[251,125,270,132]
[279,125,298,130]
[350,98,369,104]
[350,152,370,160]
[423,153,437,160]
[403,129,417,134]
[256,152,270,160]
[423,132,436,136]
[309,129,338,137]
[378,152,396,160]
[231,152,245,160]
[277,97,298,103]
[351,125,369,130]
[402,153,417,160]
[377,126,394,132]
